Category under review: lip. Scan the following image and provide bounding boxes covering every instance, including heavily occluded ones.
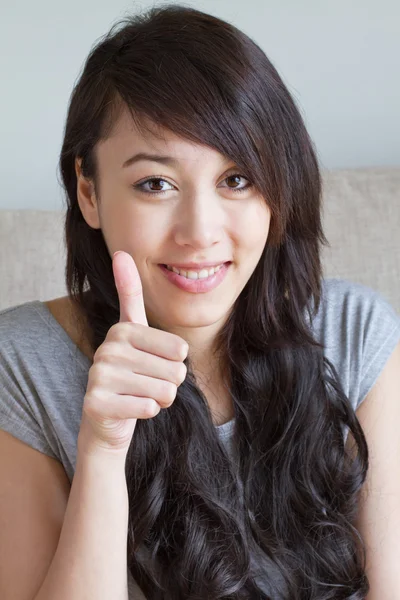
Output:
[161,261,230,269]
[158,262,231,293]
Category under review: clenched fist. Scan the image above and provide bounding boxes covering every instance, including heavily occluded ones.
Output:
[79,251,189,453]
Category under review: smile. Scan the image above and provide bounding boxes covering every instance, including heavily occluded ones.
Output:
[158,262,231,293]
[165,263,224,279]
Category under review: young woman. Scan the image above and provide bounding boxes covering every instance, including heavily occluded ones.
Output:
[1,5,399,600]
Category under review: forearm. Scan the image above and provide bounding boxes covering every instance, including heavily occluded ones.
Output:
[35,434,129,600]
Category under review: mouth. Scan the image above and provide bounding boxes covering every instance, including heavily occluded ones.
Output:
[158,262,232,293]
[160,262,230,279]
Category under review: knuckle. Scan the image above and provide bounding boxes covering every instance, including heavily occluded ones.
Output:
[174,362,187,385]
[90,363,112,389]
[93,346,112,364]
[107,322,122,340]
[176,340,188,359]
[93,341,120,362]
[83,393,102,419]
[142,399,160,419]
[93,345,105,362]
[94,339,130,365]
[109,321,131,340]
[163,380,177,403]
[166,332,187,356]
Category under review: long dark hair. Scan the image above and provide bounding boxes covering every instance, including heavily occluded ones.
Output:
[59,5,369,598]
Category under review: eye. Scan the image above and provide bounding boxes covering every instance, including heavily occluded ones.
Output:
[133,177,175,196]
[219,173,253,194]
[132,173,253,197]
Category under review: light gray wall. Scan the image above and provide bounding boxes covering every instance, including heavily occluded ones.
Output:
[1,0,399,210]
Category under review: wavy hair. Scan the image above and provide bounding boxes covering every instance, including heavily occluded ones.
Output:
[59,5,369,598]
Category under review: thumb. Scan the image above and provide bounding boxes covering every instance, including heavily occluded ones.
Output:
[112,251,148,326]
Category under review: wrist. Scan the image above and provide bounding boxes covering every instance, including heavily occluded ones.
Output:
[75,434,130,513]
[78,414,130,464]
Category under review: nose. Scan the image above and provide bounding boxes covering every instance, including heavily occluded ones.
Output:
[173,191,225,250]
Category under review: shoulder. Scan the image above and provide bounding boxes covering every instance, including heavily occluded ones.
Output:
[348,337,400,594]
[315,278,400,347]
[315,277,398,324]
[0,300,52,363]
[0,297,90,366]
[310,278,400,411]
[0,299,64,367]
[0,297,78,395]
[0,301,63,461]
[0,300,89,481]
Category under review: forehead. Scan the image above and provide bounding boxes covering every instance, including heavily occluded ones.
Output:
[96,104,229,168]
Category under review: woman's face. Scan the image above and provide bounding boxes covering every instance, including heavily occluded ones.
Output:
[77,106,271,336]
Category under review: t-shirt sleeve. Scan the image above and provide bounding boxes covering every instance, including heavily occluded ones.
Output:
[0,339,58,459]
[357,286,400,408]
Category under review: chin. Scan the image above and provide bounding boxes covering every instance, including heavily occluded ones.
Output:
[156,306,227,330]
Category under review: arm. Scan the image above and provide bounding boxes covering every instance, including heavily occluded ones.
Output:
[350,340,400,599]
[35,423,130,600]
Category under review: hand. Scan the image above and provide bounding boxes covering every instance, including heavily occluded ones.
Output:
[79,251,188,454]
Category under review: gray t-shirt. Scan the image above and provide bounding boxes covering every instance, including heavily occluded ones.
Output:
[1,277,400,598]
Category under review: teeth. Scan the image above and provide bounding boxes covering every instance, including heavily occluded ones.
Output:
[166,264,223,279]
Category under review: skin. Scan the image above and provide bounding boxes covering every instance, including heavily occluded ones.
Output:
[52,105,272,423]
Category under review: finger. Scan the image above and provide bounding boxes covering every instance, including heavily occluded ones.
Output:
[99,370,177,408]
[99,348,187,386]
[115,324,189,362]
[93,394,161,420]
[112,251,148,326]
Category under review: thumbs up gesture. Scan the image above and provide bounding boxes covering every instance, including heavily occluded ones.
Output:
[79,251,189,455]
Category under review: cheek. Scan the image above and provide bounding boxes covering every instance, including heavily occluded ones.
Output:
[232,202,271,253]
[100,202,165,256]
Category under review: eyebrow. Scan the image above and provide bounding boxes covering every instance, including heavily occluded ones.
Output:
[121,152,233,169]
[122,153,180,169]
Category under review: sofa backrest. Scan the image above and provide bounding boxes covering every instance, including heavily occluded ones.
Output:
[1,167,399,313]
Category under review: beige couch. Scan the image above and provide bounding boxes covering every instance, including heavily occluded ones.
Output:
[1,167,399,314]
